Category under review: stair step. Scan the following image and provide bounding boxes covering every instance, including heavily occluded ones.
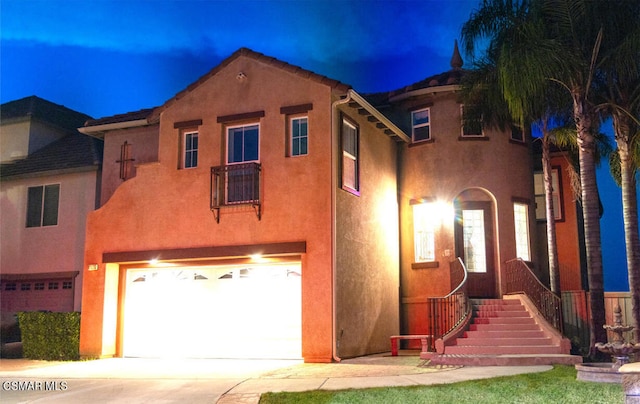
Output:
[464,330,545,338]
[453,337,552,346]
[473,317,536,325]
[476,305,526,312]
[475,310,530,318]
[445,344,564,355]
[469,323,541,331]
[471,299,522,305]
[423,353,583,366]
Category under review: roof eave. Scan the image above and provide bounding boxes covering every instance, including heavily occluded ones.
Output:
[389,84,460,103]
[79,119,151,139]
[347,90,411,143]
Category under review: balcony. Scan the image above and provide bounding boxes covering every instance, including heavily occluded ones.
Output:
[210,162,261,223]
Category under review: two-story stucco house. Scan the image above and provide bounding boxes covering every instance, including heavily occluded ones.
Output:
[78,46,576,363]
[0,96,102,313]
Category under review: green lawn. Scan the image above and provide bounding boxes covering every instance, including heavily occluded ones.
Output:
[259,365,622,404]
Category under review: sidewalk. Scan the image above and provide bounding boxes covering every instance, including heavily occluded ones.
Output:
[0,352,553,403]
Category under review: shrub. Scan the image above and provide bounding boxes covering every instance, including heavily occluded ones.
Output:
[17,312,80,361]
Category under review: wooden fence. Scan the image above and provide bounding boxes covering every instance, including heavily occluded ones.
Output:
[561,291,634,356]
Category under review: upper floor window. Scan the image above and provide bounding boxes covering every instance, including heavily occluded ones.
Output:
[182,131,199,169]
[290,117,308,156]
[534,168,563,221]
[511,126,525,142]
[411,108,431,142]
[461,105,483,137]
[228,124,259,163]
[26,184,60,227]
[341,118,359,194]
[513,202,531,261]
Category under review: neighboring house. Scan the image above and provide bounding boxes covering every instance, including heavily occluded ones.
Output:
[0,96,102,313]
[77,46,573,362]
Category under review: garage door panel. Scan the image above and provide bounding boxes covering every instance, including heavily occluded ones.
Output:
[123,263,302,359]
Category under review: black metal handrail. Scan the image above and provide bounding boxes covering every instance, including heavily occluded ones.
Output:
[210,162,261,222]
[504,258,563,332]
[426,258,470,351]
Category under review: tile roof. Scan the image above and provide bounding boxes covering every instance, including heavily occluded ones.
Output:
[1,95,92,132]
[0,132,103,179]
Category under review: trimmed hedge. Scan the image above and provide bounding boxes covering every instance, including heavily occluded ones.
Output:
[17,312,80,360]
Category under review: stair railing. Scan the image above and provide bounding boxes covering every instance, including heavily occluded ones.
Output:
[504,258,563,332]
[426,257,471,352]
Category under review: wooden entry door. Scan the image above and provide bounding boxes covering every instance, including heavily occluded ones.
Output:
[455,201,496,298]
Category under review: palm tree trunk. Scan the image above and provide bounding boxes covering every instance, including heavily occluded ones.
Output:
[614,115,640,340]
[573,93,607,358]
[542,124,561,294]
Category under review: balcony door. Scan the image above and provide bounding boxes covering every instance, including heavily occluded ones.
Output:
[226,124,259,203]
[455,201,496,298]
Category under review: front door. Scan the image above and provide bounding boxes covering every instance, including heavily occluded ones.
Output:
[455,201,496,298]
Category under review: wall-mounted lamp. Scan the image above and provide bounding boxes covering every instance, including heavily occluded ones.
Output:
[88,264,99,271]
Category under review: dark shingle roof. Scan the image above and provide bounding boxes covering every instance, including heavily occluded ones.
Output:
[0,132,103,179]
[1,95,92,132]
[83,108,157,128]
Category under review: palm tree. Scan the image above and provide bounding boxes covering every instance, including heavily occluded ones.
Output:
[462,0,636,357]
[597,9,640,337]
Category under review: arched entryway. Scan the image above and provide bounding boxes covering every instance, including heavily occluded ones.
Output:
[454,189,498,298]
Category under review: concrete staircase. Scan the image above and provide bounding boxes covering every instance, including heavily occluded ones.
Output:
[424,297,582,366]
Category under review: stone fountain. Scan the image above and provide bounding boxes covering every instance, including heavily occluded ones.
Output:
[576,305,640,383]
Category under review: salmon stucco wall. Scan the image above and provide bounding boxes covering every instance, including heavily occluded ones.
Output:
[334,106,401,359]
[80,54,344,362]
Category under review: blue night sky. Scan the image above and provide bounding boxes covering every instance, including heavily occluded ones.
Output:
[0,0,634,291]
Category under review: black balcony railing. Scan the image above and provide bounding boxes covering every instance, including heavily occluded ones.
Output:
[210,162,261,222]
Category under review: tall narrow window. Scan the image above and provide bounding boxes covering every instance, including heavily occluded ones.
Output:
[341,119,359,193]
[182,131,198,168]
[290,117,308,156]
[534,168,563,221]
[461,105,483,137]
[462,209,487,273]
[116,141,135,180]
[411,108,431,142]
[513,202,531,261]
[226,124,260,204]
[26,184,60,227]
[413,203,436,262]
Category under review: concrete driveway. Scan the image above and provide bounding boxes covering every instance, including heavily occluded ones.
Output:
[0,354,552,403]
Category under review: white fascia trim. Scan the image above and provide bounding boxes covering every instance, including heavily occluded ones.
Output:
[388,84,460,103]
[78,119,150,137]
[347,90,411,143]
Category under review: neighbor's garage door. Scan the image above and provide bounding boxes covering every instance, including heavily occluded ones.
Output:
[123,263,301,359]
[1,278,74,313]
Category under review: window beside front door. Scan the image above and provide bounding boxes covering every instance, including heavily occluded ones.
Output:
[413,203,436,262]
[26,184,60,227]
[513,202,531,261]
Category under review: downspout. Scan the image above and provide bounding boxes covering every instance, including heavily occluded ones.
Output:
[330,91,353,362]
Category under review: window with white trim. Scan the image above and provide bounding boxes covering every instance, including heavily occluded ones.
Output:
[534,168,563,220]
[182,131,198,168]
[341,118,359,193]
[227,124,259,164]
[411,108,431,142]
[26,184,60,227]
[513,202,531,261]
[413,203,436,262]
[290,116,308,156]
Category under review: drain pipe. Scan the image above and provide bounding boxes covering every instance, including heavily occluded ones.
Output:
[330,90,353,363]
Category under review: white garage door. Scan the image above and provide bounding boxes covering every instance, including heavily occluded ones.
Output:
[122,263,302,359]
